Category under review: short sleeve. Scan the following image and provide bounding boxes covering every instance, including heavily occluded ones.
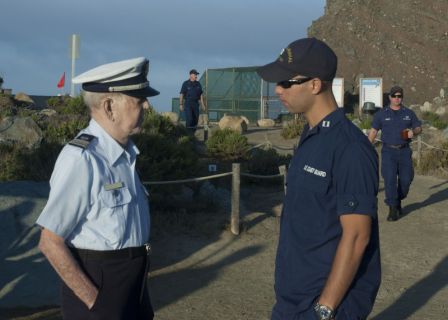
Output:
[334,142,379,217]
[410,109,422,129]
[371,111,382,130]
[36,146,93,239]
[180,81,187,95]
[198,82,203,95]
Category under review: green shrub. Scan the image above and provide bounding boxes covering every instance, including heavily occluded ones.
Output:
[246,148,291,175]
[359,118,372,130]
[48,95,88,115]
[0,142,62,181]
[421,111,440,123]
[345,113,356,121]
[133,111,202,209]
[281,117,307,139]
[43,115,90,144]
[206,128,250,161]
[432,118,448,130]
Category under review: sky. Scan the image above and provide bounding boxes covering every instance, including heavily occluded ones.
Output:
[0,0,325,112]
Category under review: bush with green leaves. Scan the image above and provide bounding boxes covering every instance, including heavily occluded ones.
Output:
[421,111,448,130]
[0,141,62,181]
[281,117,307,139]
[47,95,88,115]
[206,128,250,161]
[358,118,372,130]
[132,111,202,208]
[246,148,291,176]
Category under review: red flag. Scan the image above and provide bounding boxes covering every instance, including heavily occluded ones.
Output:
[57,72,65,88]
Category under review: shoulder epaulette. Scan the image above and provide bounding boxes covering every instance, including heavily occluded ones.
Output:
[68,134,96,149]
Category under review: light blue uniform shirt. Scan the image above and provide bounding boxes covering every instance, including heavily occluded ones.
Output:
[36,119,150,250]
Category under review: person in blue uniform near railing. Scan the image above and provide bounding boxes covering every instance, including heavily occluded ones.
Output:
[368,86,422,221]
[36,57,159,320]
[257,37,381,320]
[179,69,206,133]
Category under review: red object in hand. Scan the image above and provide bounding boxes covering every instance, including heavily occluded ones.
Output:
[401,129,409,140]
[57,72,65,88]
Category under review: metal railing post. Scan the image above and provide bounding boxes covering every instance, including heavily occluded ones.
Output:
[279,165,287,195]
[231,163,240,235]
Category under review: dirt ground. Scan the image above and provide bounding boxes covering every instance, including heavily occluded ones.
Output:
[1,127,447,320]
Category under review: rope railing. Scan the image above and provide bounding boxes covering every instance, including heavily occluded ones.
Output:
[142,164,287,235]
[143,172,232,186]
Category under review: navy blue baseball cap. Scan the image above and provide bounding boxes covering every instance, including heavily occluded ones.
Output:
[73,57,160,98]
[257,37,337,82]
[189,69,200,75]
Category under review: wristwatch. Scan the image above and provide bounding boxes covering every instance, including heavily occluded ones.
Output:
[313,302,335,320]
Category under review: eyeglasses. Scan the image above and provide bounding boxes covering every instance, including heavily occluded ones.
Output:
[276,77,313,89]
[390,94,403,98]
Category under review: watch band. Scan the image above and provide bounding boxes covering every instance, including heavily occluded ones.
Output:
[313,302,335,320]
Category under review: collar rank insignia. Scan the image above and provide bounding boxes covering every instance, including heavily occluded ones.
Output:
[68,133,96,149]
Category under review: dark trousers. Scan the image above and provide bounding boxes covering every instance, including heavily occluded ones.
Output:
[381,146,414,206]
[62,251,153,320]
[184,102,199,132]
[272,305,364,320]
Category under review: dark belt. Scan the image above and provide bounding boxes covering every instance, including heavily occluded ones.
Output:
[384,143,409,149]
[70,244,151,260]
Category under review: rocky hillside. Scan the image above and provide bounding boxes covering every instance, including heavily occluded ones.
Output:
[308,0,448,105]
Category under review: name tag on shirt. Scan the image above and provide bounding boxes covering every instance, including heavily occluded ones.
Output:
[104,182,124,191]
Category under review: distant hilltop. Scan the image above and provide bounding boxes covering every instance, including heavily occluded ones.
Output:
[308,0,448,104]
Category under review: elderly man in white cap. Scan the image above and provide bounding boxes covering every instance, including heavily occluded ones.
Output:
[36,57,158,320]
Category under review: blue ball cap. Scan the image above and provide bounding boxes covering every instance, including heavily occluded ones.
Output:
[257,37,337,82]
[72,57,160,97]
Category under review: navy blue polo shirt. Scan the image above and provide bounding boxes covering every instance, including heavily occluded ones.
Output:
[273,109,381,319]
[180,80,203,106]
[371,105,421,145]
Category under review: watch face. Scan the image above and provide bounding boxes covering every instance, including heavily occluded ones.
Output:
[316,305,334,320]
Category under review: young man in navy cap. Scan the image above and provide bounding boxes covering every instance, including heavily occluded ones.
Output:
[36,57,159,320]
[368,86,422,221]
[179,69,206,133]
[257,38,381,320]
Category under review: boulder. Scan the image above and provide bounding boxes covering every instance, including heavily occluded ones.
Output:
[14,92,34,104]
[435,106,446,116]
[39,109,57,117]
[160,111,179,124]
[218,115,247,134]
[257,119,275,127]
[0,116,43,148]
[420,101,433,113]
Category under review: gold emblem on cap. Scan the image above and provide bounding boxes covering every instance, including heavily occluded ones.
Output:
[286,48,293,63]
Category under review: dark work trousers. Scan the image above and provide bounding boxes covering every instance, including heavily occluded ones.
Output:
[381,145,414,206]
[272,304,363,320]
[184,102,199,133]
[61,250,153,320]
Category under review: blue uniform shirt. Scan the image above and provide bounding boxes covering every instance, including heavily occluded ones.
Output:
[273,109,381,319]
[36,119,150,250]
[180,80,203,106]
[371,105,422,145]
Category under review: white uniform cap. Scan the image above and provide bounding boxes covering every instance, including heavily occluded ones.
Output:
[73,57,159,97]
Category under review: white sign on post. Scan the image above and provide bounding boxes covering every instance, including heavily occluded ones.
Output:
[332,78,344,108]
[359,78,383,110]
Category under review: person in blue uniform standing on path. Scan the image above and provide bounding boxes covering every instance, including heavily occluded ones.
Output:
[36,57,159,320]
[179,69,206,133]
[257,37,381,320]
[368,86,422,221]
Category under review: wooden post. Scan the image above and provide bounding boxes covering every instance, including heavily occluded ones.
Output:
[279,165,287,195]
[231,163,240,235]
[417,135,422,168]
